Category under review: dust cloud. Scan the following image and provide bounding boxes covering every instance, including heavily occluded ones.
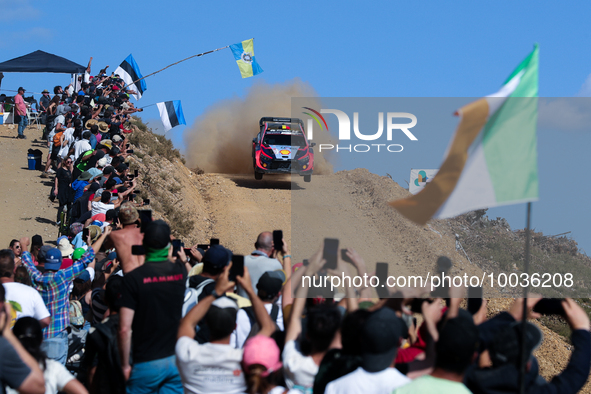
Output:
[183,79,333,175]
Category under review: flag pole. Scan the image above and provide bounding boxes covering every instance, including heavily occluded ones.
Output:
[519,202,532,394]
[138,103,158,110]
[121,42,243,92]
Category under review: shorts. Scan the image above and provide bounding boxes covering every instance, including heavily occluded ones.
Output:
[50,146,59,161]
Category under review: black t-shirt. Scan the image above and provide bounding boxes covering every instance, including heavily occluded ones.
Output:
[120,260,187,363]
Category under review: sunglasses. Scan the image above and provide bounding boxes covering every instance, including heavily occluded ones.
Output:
[14,245,21,249]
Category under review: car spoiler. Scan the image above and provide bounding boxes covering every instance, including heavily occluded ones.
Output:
[259,117,304,127]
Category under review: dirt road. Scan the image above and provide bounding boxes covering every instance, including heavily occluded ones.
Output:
[0,124,59,248]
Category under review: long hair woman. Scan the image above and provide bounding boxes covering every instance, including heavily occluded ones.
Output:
[9,317,88,394]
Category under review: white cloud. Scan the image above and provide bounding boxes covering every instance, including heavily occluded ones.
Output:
[0,0,41,21]
[577,74,591,97]
[538,98,591,132]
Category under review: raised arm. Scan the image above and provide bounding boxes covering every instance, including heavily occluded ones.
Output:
[178,264,235,339]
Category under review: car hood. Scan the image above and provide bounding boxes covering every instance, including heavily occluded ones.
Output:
[269,145,300,160]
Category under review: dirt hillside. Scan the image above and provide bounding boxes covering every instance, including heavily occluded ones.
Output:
[1,121,588,391]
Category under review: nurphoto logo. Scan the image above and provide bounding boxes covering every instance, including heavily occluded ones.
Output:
[302,107,418,153]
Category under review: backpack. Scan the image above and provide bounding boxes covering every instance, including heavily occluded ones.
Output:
[182,278,214,317]
[53,131,64,147]
[69,299,85,327]
[242,303,285,351]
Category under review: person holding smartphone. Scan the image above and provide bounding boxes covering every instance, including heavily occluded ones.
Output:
[237,232,287,300]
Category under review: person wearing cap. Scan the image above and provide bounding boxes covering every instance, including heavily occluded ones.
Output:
[40,89,51,112]
[176,263,276,394]
[14,87,28,139]
[91,188,134,217]
[30,235,43,266]
[237,232,286,300]
[107,202,144,274]
[325,307,411,394]
[231,270,285,349]
[89,124,100,149]
[0,250,50,329]
[19,229,109,365]
[70,171,93,202]
[465,298,591,394]
[118,220,187,393]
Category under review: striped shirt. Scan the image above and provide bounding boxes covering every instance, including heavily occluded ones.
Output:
[22,249,95,339]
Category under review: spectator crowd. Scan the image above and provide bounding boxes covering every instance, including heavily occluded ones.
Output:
[0,68,590,394]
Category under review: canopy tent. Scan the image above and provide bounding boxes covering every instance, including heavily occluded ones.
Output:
[0,50,86,74]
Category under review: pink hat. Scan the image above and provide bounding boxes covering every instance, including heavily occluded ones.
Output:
[242,335,282,377]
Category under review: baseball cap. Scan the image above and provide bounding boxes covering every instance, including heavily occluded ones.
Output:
[361,307,405,372]
[488,321,542,367]
[142,220,171,250]
[202,245,232,269]
[112,134,122,142]
[97,157,108,167]
[45,248,63,270]
[257,271,286,297]
[31,235,43,247]
[37,245,53,263]
[243,335,283,377]
[119,202,139,225]
[18,87,25,92]
[74,269,91,283]
[73,248,86,261]
[103,166,114,175]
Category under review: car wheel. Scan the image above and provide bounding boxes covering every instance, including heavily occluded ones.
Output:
[304,175,311,183]
[255,172,263,180]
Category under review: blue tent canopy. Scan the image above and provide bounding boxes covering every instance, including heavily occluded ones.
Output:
[0,50,86,74]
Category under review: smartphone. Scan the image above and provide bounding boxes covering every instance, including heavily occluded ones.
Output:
[273,230,283,251]
[183,248,193,257]
[127,143,131,149]
[341,249,353,264]
[134,169,138,177]
[303,259,309,267]
[82,228,89,241]
[197,244,209,250]
[172,239,183,258]
[229,255,245,282]
[409,298,435,313]
[375,262,390,298]
[126,149,134,154]
[137,210,152,233]
[322,238,339,270]
[436,256,452,273]
[143,198,150,205]
[127,174,135,180]
[210,238,220,245]
[533,298,565,316]
[467,286,483,314]
[131,245,145,255]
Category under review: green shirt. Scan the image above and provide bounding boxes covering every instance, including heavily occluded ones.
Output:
[393,375,472,394]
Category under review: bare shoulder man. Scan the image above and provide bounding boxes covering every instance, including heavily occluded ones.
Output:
[107,202,144,274]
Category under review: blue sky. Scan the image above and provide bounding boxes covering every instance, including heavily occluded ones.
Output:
[1,1,590,253]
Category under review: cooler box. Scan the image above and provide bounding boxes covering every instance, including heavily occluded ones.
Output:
[27,154,42,170]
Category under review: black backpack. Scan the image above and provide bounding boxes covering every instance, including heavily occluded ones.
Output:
[242,304,285,351]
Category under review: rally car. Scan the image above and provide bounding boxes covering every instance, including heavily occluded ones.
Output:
[252,117,315,182]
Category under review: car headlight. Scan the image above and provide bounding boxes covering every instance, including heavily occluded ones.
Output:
[298,154,310,164]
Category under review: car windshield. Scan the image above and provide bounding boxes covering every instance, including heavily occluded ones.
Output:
[263,134,307,147]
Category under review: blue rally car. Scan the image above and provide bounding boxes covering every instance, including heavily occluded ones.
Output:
[252,117,315,182]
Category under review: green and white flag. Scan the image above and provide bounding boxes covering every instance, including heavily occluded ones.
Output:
[390,45,539,225]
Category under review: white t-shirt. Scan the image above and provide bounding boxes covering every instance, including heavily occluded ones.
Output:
[74,140,92,160]
[268,387,300,394]
[231,303,284,349]
[7,359,74,394]
[282,340,318,391]
[53,114,65,128]
[3,282,50,325]
[91,201,115,216]
[175,336,246,394]
[325,367,411,394]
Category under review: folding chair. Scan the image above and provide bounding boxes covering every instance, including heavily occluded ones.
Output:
[27,107,41,130]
